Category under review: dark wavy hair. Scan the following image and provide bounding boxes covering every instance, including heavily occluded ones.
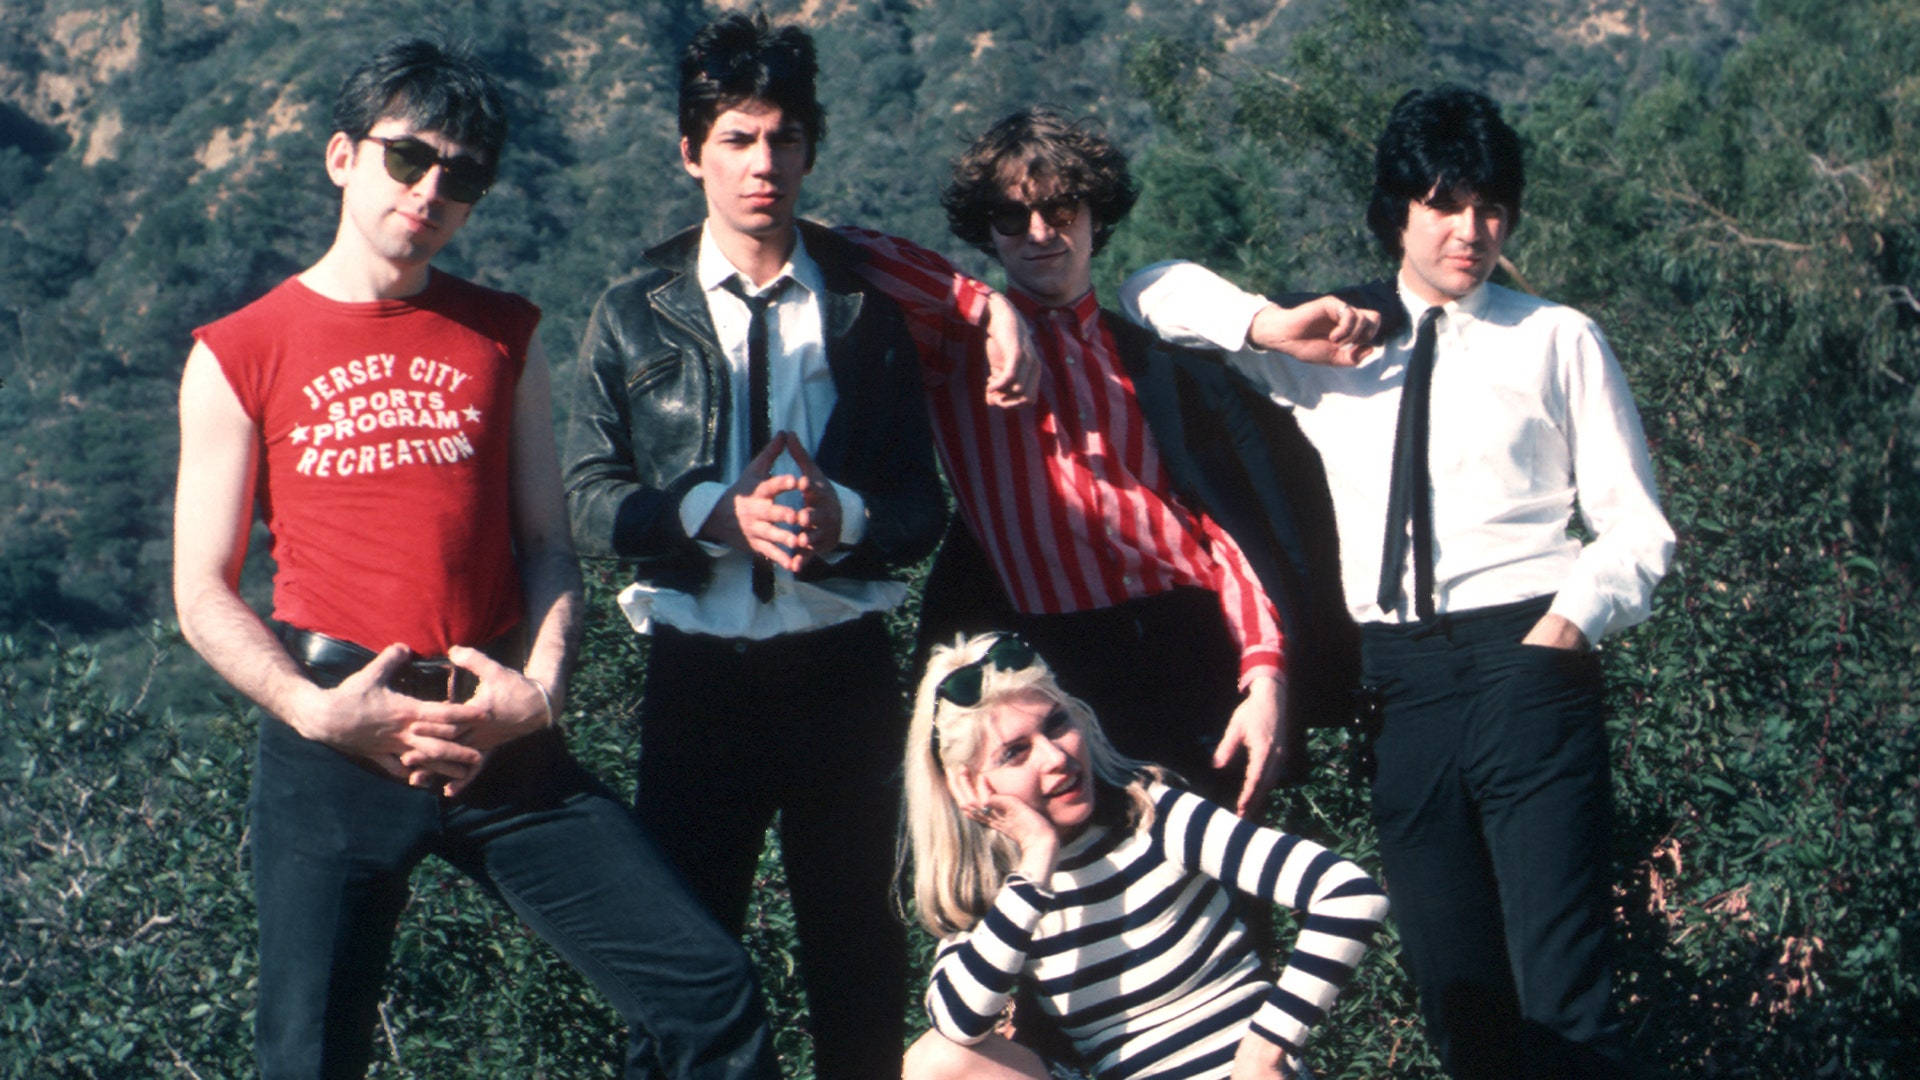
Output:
[943,108,1139,256]
[330,36,508,168]
[1366,85,1524,259]
[679,11,826,167]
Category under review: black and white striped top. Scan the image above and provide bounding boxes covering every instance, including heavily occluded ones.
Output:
[925,785,1388,1080]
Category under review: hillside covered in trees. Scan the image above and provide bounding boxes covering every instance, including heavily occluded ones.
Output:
[0,0,1764,678]
[3,0,1917,1076]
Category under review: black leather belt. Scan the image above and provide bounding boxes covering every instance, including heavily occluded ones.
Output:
[276,624,522,702]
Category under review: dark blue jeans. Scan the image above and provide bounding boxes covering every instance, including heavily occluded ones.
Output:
[1362,596,1627,1080]
[249,712,777,1080]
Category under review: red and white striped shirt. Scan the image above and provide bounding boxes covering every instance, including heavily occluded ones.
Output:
[842,227,1281,683]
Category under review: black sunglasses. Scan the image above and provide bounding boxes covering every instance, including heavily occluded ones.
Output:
[366,136,493,204]
[988,197,1080,237]
[936,635,1039,708]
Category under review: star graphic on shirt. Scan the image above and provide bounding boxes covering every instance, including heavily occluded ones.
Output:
[463,406,483,423]
[289,424,310,444]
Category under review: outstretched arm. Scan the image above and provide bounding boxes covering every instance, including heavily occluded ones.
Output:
[1153,786,1389,1062]
[840,225,1039,407]
[1121,260,1382,365]
[172,342,481,783]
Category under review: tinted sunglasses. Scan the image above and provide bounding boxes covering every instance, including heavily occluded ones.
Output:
[988,197,1080,237]
[936,635,1039,708]
[367,136,493,203]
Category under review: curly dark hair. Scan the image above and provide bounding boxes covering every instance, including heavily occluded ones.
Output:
[1366,85,1524,259]
[943,108,1138,256]
[679,11,825,167]
[330,35,508,168]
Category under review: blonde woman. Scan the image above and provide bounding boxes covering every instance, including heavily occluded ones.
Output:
[900,634,1389,1080]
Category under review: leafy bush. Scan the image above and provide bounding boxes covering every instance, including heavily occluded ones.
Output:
[0,619,831,1079]
[4,0,1916,1077]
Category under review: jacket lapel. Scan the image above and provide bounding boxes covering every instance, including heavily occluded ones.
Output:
[1108,314,1200,506]
[639,228,729,453]
[644,230,726,361]
[800,223,866,476]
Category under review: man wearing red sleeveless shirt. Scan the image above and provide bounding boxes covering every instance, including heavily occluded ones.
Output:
[172,37,777,1080]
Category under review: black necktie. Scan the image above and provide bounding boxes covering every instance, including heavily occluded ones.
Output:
[721,275,792,603]
[1378,306,1443,620]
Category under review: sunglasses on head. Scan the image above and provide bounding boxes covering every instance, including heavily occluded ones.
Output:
[935,635,1039,708]
[367,135,493,204]
[988,196,1080,237]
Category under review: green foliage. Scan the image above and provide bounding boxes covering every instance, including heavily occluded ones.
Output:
[5,0,1917,1076]
[1120,0,1422,294]
[0,610,840,1079]
[1124,1,1920,1075]
[2,633,257,1078]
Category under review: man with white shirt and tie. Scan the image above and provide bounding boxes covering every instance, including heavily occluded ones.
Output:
[1123,85,1674,1079]
[561,14,944,1080]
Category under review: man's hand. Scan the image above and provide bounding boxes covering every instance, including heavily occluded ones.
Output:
[982,290,1039,408]
[286,644,484,784]
[1213,675,1290,818]
[783,439,845,565]
[1248,296,1381,366]
[402,646,557,796]
[1229,1032,1292,1080]
[697,434,805,570]
[1521,613,1590,651]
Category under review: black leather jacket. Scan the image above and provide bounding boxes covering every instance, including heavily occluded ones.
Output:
[562,221,944,594]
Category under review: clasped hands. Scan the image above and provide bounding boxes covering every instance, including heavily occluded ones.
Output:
[288,644,554,797]
[698,432,845,571]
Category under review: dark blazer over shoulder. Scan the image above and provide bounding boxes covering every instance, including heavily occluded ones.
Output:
[1114,281,1404,729]
[562,220,945,595]
[1105,314,1363,730]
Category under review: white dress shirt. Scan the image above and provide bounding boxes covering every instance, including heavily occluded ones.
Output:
[1121,261,1674,643]
[616,226,904,641]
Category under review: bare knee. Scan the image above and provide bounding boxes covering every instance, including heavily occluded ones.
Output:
[905,1030,1048,1080]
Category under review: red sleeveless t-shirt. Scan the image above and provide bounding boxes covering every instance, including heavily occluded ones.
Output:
[193,271,540,655]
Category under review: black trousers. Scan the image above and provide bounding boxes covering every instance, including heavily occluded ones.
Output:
[1362,596,1628,1079]
[636,615,907,1080]
[253,641,777,1080]
[916,523,1243,805]
[1000,587,1242,806]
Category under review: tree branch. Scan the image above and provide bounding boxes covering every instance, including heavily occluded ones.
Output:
[1655,187,1814,252]
[1498,255,1538,296]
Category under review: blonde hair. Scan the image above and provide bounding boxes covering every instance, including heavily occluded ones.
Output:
[897,632,1161,937]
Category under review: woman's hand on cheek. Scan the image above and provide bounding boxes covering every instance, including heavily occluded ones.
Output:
[971,788,1061,881]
